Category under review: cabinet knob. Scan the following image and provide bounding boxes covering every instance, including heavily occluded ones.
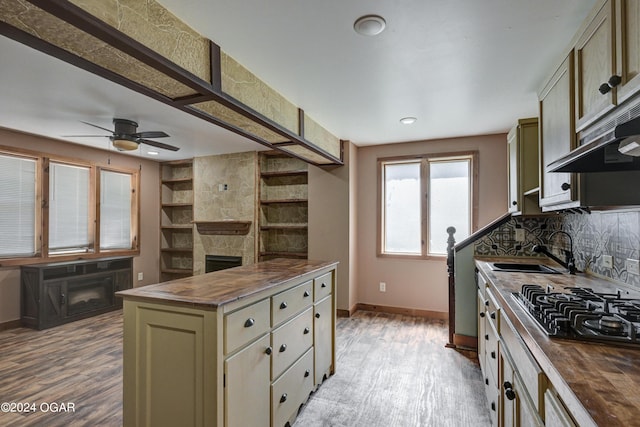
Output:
[512,200,517,206]
[321,282,327,288]
[485,334,489,341]
[491,402,496,412]
[504,381,516,401]
[304,290,311,297]
[315,313,321,319]
[490,312,496,320]
[280,393,288,403]
[244,318,255,328]
[485,378,489,385]
[304,369,310,378]
[265,346,273,355]
[479,312,486,318]
[60,293,66,305]
[484,300,489,307]
[491,351,496,359]
[303,327,310,334]
[599,74,622,94]
[279,344,287,353]
[280,301,288,310]
[561,182,571,191]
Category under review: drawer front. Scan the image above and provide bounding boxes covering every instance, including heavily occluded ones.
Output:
[501,311,546,411]
[225,299,271,355]
[484,361,499,427]
[271,280,313,326]
[486,287,500,333]
[271,307,313,379]
[485,320,499,386]
[313,271,333,302]
[271,348,314,427]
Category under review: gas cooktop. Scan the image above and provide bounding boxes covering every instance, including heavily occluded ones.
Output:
[512,284,640,348]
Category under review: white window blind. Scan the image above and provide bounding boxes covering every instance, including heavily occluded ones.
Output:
[49,162,90,253]
[0,154,36,257]
[100,170,132,250]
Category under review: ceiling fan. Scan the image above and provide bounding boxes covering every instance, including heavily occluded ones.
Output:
[66,118,180,151]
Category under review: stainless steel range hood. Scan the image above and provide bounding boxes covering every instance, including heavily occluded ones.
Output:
[549,105,640,173]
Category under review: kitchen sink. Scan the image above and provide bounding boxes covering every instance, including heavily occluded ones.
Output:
[490,262,561,274]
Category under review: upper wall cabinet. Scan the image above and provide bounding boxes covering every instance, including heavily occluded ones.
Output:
[507,118,541,215]
[575,0,640,131]
[539,53,576,210]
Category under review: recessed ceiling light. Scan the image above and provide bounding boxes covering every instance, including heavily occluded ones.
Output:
[400,117,417,125]
[354,15,386,36]
[147,150,159,156]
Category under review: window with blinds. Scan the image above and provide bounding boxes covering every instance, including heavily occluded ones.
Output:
[100,170,132,250]
[49,162,91,253]
[0,154,37,257]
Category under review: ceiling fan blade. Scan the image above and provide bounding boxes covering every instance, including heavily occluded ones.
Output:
[62,134,111,138]
[134,131,169,139]
[138,138,180,152]
[80,121,114,134]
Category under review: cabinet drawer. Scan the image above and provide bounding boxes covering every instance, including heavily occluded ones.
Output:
[486,287,500,333]
[271,280,313,326]
[483,360,499,427]
[271,347,314,427]
[485,319,499,387]
[500,311,546,411]
[313,271,333,302]
[225,299,271,355]
[271,307,313,379]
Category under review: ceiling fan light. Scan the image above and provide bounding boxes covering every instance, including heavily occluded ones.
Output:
[354,15,386,36]
[112,137,139,151]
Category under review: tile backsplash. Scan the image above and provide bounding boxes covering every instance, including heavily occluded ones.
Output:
[474,209,640,288]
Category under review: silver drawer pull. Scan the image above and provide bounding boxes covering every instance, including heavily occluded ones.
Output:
[244,318,255,328]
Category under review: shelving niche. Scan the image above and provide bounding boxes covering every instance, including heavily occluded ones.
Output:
[259,152,308,261]
[160,160,194,281]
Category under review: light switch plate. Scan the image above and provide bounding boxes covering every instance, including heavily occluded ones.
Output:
[602,255,613,269]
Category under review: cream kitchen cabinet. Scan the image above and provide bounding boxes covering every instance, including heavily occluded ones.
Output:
[575,0,640,131]
[118,259,337,427]
[544,389,578,427]
[507,118,540,215]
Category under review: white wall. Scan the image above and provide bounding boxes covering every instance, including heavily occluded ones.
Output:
[356,134,507,314]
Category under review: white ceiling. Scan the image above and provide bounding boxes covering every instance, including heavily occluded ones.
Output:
[0,0,596,162]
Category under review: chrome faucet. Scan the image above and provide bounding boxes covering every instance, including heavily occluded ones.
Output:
[532,230,577,275]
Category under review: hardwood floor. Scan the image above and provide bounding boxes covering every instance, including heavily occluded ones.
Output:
[0,310,489,426]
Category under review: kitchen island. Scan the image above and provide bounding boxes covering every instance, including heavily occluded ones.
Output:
[116,258,338,427]
[476,258,640,427]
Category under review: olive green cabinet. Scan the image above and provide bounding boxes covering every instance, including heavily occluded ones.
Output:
[507,118,540,215]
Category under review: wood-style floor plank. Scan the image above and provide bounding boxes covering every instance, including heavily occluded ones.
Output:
[0,310,489,426]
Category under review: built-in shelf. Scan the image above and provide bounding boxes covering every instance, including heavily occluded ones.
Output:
[162,202,193,207]
[193,220,252,235]
[161,247,193,253]
[161,268,193,275]
[259,251,308,258]
[260,198,308,204]
[260,224,308,230]
[161,224,193,230]
[260,170,308,178]
[161,177,193,184]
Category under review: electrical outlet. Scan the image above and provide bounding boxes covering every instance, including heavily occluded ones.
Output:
[627,259,640,275]
[138,272,144,281]
[515,229,525,242]
[379,282,386,292]
[602,255,613,269]
[218,183,228,191]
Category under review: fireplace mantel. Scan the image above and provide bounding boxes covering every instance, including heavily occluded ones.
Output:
[193,220,252,235]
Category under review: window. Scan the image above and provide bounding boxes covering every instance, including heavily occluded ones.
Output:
[49,162,91,254]
[100,169,135,250]
[379,153,476,258]
[0,154,38,257]
[0,146,139,265]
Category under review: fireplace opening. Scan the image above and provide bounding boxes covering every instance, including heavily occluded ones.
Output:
[205,255,242,273]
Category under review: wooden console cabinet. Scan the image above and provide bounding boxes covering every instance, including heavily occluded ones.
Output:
[21,257,132,330]
[117,258,337,427]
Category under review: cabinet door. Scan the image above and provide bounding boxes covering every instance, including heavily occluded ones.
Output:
[616,0,640,103]
[575,0,616,130]
[507,129,519,213]
[43,281,65,327]
[500,351,517,427]
[225,334,271,427]
[539,53,576,209]
[313,295,333,386]
[544,389,577,427]
[477,290,487,375]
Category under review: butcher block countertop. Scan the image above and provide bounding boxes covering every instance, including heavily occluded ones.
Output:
[476,257,640,427]
[116,258,338,309]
